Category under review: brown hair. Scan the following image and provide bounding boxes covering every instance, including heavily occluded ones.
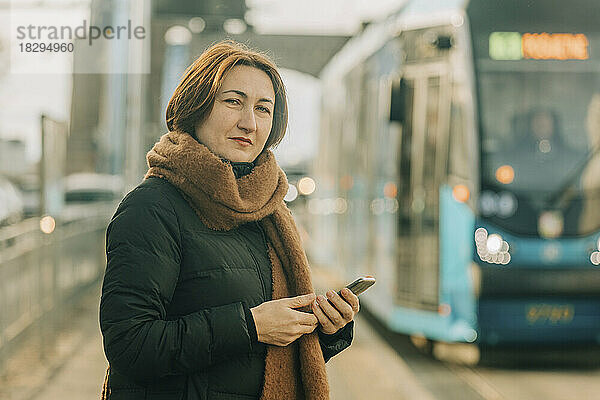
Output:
[165,40,288,149]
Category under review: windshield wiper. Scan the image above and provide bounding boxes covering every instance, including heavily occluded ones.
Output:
[545,143,600,208]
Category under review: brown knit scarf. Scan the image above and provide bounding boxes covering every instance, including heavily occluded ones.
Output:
[143,130,329,400]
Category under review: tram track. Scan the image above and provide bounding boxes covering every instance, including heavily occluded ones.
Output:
[444,364,505,400]
[362,304,600,400]
[361,307,492,400]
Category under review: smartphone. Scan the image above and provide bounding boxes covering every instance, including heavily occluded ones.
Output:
[339,276,376,296]
[314,276,376,314]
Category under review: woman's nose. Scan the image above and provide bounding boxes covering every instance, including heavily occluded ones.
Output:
[237,106,257,133]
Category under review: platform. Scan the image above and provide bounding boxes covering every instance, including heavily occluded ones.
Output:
[0,271,435,400]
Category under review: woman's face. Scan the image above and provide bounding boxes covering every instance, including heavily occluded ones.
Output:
[195,65,275,163]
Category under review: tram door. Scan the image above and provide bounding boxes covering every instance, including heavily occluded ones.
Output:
[394,63,450,310]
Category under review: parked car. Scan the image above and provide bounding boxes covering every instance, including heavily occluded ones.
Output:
[64,173,124,203]
[16,173,41,217]
[0,176,24,226]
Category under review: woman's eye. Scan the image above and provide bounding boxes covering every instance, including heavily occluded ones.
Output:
[225,98,240,105]
[257,106,271,114]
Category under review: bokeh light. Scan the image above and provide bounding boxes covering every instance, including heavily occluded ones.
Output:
[340,175,354,191]
[452,184,470,203]
[495,165,515,184]
[297,177,316,195]
[475,228,511,265]
[284,184,298,202]
[223,18,247,35]
[333,198,348,214]
[383,182,397,198]
[39,216,56,234]
[188,17,206,34]
[164,25,192,46]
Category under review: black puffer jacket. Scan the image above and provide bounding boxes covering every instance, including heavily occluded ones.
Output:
[100,176,353,400]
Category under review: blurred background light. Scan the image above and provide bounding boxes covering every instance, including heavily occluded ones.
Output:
[383,182,397,198]
[475,228,511,265]
[495,165,515,185]
[284,184,298,202]
[538,139,552,153]
[486,234,503,254]
[542,243,561,262]
[497,191,517,217]
[438,303,451,316]
[385,198,399,213]
[340,174,354,191]
[297,176,316,195]
[164,25,193,46]
[333,197,347,214]
[452,184,470,203]
[538,211,564,239]
[479,191,498,216]
[39,215,55,234]
[464,329,478,343]
[188,17,206,34]
[371,198,385,215]
[223,18,247,35]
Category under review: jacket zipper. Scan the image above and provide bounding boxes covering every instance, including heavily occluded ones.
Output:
[242,224,268,301]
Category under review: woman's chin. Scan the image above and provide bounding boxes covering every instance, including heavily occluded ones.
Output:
[223,148,256,163]
[221,153,251,163]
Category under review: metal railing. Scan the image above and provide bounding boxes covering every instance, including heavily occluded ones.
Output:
[0,203,115,373]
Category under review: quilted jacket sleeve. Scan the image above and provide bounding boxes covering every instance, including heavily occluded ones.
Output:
[99,186,253,382]
[318,320,354,363]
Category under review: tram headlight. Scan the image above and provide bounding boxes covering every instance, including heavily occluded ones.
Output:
[475,228,511,265]
[486,234,502,254]
[588,237,600,266]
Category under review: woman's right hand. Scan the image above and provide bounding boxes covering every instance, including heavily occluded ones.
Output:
[250,294,318,346]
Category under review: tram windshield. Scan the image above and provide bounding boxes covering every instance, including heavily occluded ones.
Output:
[479,65,600,194]
[474,31,600,236]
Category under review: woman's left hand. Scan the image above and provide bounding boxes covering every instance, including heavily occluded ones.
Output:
[311,288,360,335]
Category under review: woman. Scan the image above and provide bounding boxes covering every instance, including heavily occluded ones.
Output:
[100,40,359,400]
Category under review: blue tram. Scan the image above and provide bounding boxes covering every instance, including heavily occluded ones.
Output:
[309,0,600,345]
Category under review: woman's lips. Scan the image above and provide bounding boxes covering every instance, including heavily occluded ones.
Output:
[230,138,252,147]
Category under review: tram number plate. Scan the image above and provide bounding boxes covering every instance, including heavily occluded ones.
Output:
[526,304,574,325]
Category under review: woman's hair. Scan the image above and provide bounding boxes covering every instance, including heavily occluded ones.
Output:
[166,40,288,149]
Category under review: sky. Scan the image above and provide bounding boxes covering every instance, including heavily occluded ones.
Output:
[0,0,405,164]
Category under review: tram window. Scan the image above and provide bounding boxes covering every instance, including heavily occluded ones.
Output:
[397,79,415,231]
[390,80,406,123]
[423,76,441,224]
[448,103,470,180]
